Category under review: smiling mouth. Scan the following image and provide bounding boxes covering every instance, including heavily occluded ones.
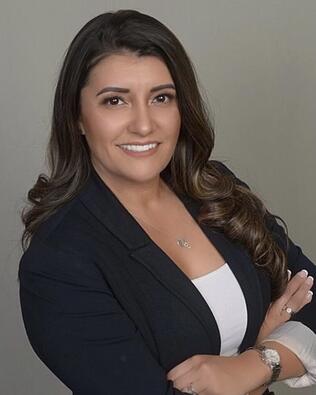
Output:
[118,142,160,152]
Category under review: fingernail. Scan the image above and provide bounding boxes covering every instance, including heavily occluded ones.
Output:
[307,290,313,300]
[298,269,308,278]
[306,276,314,285]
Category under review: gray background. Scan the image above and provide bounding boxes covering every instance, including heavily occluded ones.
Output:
[1,0,315,394]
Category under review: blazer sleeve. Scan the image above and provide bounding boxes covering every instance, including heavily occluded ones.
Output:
[210,160,316,332]
[18,236,188,395]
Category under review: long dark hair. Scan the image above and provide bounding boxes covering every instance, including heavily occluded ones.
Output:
[21,9,288,299]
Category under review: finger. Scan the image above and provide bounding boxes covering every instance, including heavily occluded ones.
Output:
[167,356,196,380]
[269,270,310,317]
[277,269,309,307]
[279,275,314,319]
[170,366,199,392]
[288,275,314,312]
[181,378,204,395]
[306,290,314,303]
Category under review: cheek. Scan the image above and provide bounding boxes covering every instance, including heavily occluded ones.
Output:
[171,108,181,132]
[83,114,118,145]
[160,108,181,136]
[170,115,181,141]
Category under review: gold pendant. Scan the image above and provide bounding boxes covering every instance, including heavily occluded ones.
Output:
[176,239,192,248]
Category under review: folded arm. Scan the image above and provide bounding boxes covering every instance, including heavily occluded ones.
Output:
[218,160,316,391]
[19,236,187,395]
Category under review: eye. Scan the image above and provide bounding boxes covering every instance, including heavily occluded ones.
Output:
[101,93,175,107]
[102,96,125,106]
[153,93,175,104]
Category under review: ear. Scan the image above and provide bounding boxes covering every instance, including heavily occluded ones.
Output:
[78,119,86,135]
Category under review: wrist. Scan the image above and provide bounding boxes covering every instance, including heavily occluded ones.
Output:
[256,321,275,344]
[260,340,306,379]
[248,345,282,386]
[238,349,274,390]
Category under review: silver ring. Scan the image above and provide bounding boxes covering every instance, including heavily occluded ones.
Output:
[282,305,295,317]
[186,383,198,395]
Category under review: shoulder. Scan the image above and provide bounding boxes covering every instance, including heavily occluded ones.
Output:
[21,182,110,268]
[18,195,107,289]
[208,159,288,238]
[32,196,93,252]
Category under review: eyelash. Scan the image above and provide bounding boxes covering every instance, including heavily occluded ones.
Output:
[102,93,175,107]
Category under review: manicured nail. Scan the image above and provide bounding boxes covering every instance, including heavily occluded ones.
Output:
[306,276,314,285]
[298,269,308,278]
[307,290,313,300]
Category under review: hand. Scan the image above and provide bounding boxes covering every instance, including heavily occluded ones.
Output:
[248,386,267,395]
[255,269,313,344]
[166,354,256,395]
[248,269,313,395]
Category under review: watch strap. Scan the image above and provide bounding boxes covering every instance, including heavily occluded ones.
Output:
[248,344,281,386]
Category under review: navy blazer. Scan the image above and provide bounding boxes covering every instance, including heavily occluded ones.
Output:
[19,161,316,394]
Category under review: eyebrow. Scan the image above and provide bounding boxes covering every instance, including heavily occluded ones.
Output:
[96,83,176,97]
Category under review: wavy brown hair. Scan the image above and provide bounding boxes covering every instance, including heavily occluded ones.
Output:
[21,9,288,300]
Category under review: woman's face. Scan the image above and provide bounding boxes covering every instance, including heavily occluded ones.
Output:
[79,53,181,188]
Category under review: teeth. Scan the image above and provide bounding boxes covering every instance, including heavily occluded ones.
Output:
[119,143,158,152]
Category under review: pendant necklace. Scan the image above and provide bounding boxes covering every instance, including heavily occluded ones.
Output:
[132,213,193,249]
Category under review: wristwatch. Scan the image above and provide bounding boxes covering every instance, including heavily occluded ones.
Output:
[248,344,281,386]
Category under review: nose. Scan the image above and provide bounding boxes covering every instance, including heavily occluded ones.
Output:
[128,102,153,136]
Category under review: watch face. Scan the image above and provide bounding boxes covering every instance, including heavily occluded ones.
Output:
[264,348,281,364]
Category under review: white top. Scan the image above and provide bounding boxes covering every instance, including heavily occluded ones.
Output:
[191,263,248,356]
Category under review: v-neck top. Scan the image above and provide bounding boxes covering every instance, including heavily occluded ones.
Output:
[191,263,248,356]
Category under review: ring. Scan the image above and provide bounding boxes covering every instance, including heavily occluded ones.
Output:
[282,305,295,317]
[186,383,198,395]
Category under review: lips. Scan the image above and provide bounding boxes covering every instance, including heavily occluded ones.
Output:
[117,142,160,156]
[117,141,160,145]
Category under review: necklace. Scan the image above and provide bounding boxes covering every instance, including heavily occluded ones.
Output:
[132,211,193,249]
[121,182,194,249]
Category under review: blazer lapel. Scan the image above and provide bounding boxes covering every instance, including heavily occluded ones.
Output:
[79,168,265,353]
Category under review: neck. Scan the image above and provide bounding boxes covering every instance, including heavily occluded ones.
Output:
[93,164,170,212]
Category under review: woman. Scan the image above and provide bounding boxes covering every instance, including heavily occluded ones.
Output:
[19,9,315,395]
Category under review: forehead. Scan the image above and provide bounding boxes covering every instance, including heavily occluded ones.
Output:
[86,53,173,88]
